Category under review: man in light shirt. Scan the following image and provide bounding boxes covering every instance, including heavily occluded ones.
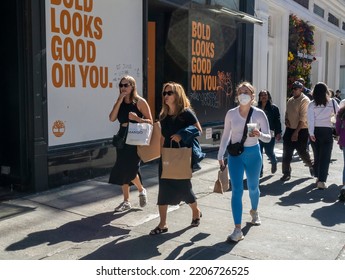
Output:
[281,81,313,181]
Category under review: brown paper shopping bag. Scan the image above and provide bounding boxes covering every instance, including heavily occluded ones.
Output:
[137,122,161,163]
[213,167,229,193]
[161,143,192,179]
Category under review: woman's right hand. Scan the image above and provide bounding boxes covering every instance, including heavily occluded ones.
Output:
[219,159,225,170]
[117,92,128,102]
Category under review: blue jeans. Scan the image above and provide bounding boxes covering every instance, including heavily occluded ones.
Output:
[228,144,262,225]
[259,138,277,171]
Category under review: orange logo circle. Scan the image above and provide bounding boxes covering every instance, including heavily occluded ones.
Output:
[52,120,65,137]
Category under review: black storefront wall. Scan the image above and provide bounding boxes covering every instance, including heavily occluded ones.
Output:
[1,0,48,193]
[1,1,30,192]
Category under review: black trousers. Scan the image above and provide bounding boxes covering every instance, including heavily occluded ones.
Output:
[310,127,333,182]
[282,128,312,175]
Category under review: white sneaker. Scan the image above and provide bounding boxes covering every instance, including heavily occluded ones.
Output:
[250,209,261,225]
[139,188,147,207]
[227,228,244,242]
[114,201,131,212]
[317,181,327,189]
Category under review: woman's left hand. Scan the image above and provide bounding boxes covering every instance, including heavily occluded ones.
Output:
[249,128,261,137]
[128,112,140,122]
[170,134,181,143]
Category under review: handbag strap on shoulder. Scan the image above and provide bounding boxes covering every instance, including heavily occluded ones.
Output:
[240,107,254,144]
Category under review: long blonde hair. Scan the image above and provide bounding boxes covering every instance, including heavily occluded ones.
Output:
[159,82,192,121]
[119,75,139,103]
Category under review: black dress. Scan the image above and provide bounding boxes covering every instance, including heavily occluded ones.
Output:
[109,101,143,185]
[157,109,198,205]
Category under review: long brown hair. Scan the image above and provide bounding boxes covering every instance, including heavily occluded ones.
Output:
[312,82,329,106]
[159,82,192,121]
[119,75,139,103]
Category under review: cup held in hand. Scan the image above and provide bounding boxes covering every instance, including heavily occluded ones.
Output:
[247,123,257,137]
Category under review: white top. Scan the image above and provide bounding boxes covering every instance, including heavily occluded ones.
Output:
[307,98,340,136]
[339,99,345,108]
[217,106,271,160]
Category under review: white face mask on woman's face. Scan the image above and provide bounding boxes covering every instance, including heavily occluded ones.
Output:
[238,94,252,105]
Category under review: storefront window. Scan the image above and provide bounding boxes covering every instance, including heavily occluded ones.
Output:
[328,13,339,27]
[293,0,309,9]
[313,4,324,18]
[207,0,240,10]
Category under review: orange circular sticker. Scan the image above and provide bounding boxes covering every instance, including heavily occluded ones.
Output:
[52,120,65,137]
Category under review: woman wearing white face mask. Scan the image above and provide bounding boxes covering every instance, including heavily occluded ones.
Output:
[217,81,271,242]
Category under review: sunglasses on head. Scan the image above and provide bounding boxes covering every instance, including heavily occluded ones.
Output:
[163,90,174,96]
[119,83,130,88]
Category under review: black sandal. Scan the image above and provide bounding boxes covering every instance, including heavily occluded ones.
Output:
[191,211,202,227]
[149,226,168,235]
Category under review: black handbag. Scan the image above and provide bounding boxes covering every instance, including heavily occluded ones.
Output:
[227,107,253,156]
[112,134,125,149]
[227,142,244,156]
[112,127,127,149]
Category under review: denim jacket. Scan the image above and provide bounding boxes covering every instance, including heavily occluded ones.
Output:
[177,125,206,171]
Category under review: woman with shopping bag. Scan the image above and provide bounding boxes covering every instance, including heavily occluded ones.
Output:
[217,81,271,242]
[149,82,203,235]
[108,75,153,212]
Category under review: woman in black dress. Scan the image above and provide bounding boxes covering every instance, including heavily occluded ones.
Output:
[109,75,153,212]
[150,82,202,235]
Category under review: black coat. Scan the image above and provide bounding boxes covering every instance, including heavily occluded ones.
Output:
[258,102,282,136]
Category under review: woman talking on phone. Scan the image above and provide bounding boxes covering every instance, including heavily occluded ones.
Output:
[217,81,271,242]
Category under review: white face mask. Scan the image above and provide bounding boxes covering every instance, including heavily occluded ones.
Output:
[238,94,252,105]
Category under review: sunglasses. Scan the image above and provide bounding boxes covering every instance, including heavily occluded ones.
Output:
[119,83,130,88]
[163,90,174,96]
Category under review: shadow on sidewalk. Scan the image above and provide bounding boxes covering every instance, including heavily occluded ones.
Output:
[260,177,311,197]
[312,201,345,226]
[5,211,131,251]
[81,223,253,260]
[277,183,340,206]
[172,223,253,260]
[81,226,193,260]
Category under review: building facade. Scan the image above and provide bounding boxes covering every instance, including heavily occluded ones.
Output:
[1,0,345,195]
[253,0,345,117]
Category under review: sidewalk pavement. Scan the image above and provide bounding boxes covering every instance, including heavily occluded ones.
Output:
[0,142,345,260]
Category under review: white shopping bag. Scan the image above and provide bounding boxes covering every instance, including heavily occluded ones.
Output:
[125,122,153,146]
